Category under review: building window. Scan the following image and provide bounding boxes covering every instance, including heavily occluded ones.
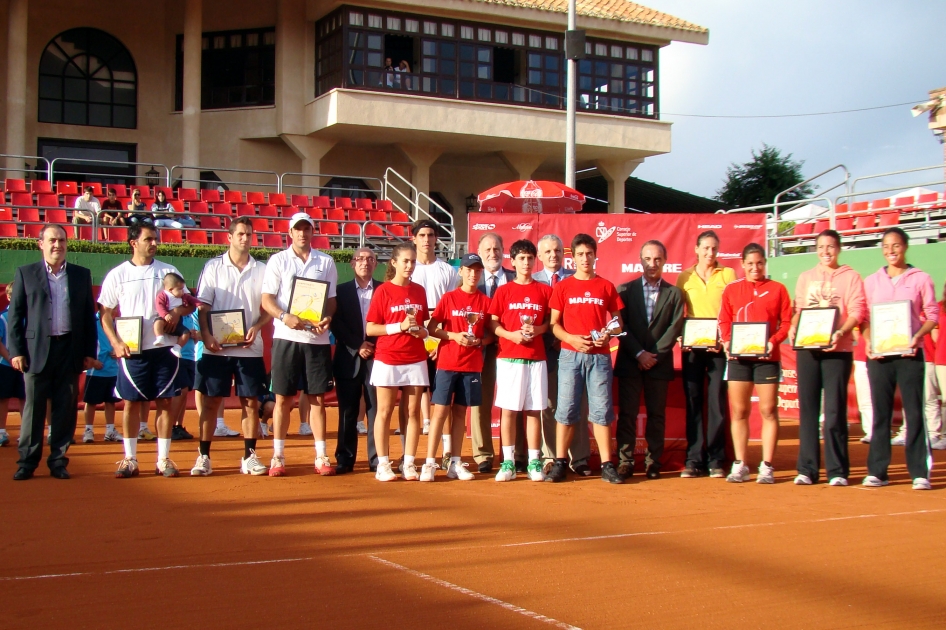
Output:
[577,40,657,117]
[38,28,137,129]
[175,27,276,111]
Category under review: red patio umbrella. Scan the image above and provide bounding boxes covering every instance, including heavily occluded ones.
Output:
[477,180,585,213]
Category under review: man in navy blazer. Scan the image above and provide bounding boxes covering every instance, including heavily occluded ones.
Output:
[330,247,382,473]
[9,225,97,480]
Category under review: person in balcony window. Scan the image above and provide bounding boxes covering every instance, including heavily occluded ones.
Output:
[383,57,394,87]
[396,60,412,90]
[72,187,100,225]
[152,190,195,229]
[127,190,154,227]
[100,188,126,226]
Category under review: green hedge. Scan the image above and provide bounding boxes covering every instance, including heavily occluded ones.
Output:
[0,238,355,264]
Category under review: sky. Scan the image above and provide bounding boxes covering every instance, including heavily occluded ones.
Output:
[631,0,946,202]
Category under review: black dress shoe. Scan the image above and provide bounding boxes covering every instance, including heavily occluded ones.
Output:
[369,465,377,473]
[515,461,528,474]
[50,467,70,479]
[335,464,354,475]
[477,459,493,474]
[573,463,592,477]
[13,468,33,481]
[645,466,661,480]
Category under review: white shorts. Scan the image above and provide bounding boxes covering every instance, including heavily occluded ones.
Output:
[494,359,548,412]
[370,360,430,388]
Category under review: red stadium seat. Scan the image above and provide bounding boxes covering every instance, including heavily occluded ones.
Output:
[63,195,79,208]
[893,196,914,210]
[249,233,258,247]
[308,208,324,220]
[312,196,330,209]
[177,187,198,201]
[18,207,39,223]
[269,193,289,207]
[237,204,256,217]
[855,214,876,231]
[108,184,128,197]
[345,210,366,236]
[792,222,813,236]
[186,230,208,245]
[319,221,339,236]
[105,227,128,242]
[312,236,330,249]
[45,209,67,223]
[258,205,277,217]
[130,185,151,199]
[280,206,297,218]
[224,190,243,204]
[199,215,223,230]
[377,199,394,212]
[36,193,59,208]
[333,197,353,210]
[870,198,890,211]
[0,223,17,237]
[835,216,854,232]
[81,182,103,196]
[389,225,405,238]
[212,231,229,245]
[290,194,310,207]
[918,192,941,206]
[250,218,270,233]
[169,200,185,213]
[161,229,183,243]
[188,201,209,216]
[30,180,52,194]
[327,209,345,221]
[11,192,32,206]
[24,224,43,238]
[365,223,384,238]
[263,233,283,248]
[850,201,869,215]
[212,202,232,216]
[200,189,221,203]
[273,219,289,232]
[391,211,410,223]
[878,212,900,227]
[834,203,848,217]
[155,186,174,201]
[0,206,11,221]
[247,191,266,205]
[4,179,27,193]
[812,219,829,233]
[74,226,93,241]
[355,198,373,210]
[369,210,387,222]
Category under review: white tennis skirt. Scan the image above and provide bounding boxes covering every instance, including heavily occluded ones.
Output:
[370,359,430,388]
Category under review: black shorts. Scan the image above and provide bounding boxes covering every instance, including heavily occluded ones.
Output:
[271,340,332,396]
[431,369,482,407]
[83,375,120,405]
[117,347,180,401]
[427,357,437,393]
[726,359,780,384]
[0,364,25,400]
[175,359,196,391]
[196,354,266,398]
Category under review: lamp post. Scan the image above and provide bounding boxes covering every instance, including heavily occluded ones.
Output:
[465,193,478,212]
[564,0,584,189]
[144,166,160,189]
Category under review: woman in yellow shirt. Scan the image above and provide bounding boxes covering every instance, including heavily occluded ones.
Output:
[675,230,737,478]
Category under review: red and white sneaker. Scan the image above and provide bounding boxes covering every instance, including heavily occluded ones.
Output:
[269,455,287,477]
[314,456,336,476]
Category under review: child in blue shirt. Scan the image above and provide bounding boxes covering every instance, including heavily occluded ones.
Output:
[81,310,123,443]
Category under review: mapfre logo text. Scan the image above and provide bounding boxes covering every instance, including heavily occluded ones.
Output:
[471,223,496,230]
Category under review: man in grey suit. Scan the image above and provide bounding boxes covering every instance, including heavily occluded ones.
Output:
[331,247,381,473]
[615,240,684,480]
[9,224,97,480]
[471,232,516,473]
[533,233,591,476]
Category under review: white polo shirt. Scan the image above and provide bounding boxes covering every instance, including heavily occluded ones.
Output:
[98,259,188,348]
[262,247,338,345]
[411,258,459,309]
[196,253,267,358]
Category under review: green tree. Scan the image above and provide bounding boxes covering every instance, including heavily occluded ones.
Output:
[715,144,814,208]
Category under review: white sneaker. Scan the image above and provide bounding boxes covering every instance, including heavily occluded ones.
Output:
[375,461,396,482]
[447,460,475,480]
[104,429,123,442]
[726,461,750,483]
[241,450,268,475]
[931,436,946,450]
[402,461,419,481]
[891,434,906,446]
[756,462,775,484]
[356,421,368,435]
[82,429,94,443]
[422,419,430,435]
[298,422,313,436]
[494,461,516,482]
[419,462,438,482]
[190,454,212,476]
[153,334,167,347]
[793,474,812,485]
[862,475,888,487]
[169,345,182,358]
[913,478,932,490]
[214,424,240,437]
[828,477,848,486]
[859,435,871,444]
[258,422,270,438]
[155,458,180,477]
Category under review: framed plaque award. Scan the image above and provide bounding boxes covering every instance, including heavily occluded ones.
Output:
[682,318,719,349]
[115,316,143,355]
[793,307,839,350]
[209,309,247,347]
[870,301,913,356]
[288,277,329,323]
[729,322,770,358]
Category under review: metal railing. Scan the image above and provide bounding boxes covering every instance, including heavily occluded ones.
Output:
[772,164,849,224]
[277,171,384,197]
[383,167,456,256]
[0,153,50,181]
[47,158,170,187]
[850,163,946,197]
[169,165,279,192]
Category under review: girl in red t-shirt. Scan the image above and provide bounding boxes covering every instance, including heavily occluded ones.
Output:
[366,243,431,482]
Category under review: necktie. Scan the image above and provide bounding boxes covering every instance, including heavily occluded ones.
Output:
[551,273,559,287]
[486,275,496,298]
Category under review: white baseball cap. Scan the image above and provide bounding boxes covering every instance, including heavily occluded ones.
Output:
[289,212,315,230]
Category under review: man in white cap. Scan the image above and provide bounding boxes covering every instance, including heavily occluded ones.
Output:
[261,212,338,476]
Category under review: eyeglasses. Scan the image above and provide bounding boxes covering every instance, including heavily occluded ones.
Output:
[353,256,376,263]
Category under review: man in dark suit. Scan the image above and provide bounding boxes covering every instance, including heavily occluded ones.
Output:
[9,224,97,480]
[615,240,684,480]
[331,247,381,474]
[471,232,517,473]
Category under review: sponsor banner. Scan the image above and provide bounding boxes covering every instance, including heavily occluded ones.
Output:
[467,213,767,285]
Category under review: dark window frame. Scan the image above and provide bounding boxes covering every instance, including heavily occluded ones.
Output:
[37,27,138,129]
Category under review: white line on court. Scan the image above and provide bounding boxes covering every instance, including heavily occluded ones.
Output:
[0,557,312,582]
[368,555,582,630]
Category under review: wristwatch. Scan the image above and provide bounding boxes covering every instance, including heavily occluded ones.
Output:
[279,311,287,321]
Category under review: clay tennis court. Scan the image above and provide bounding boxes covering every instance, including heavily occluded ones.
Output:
[3,409,945,629]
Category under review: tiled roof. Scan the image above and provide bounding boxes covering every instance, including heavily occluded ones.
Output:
[471,0,708,34]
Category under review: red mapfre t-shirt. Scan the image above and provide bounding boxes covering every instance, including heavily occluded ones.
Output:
[487,280,552,361]
[549,275,624,355]
[432,288,491,373]
[366,281,430,365]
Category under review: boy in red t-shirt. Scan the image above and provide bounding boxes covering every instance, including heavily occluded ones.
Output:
[547,233,625,484]
[488,240,553,482]
[420,253,492,481]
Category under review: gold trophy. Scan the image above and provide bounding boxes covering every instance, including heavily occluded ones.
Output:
[405,305,419,333]
[520,314,535,341]
[466,311,481,339]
